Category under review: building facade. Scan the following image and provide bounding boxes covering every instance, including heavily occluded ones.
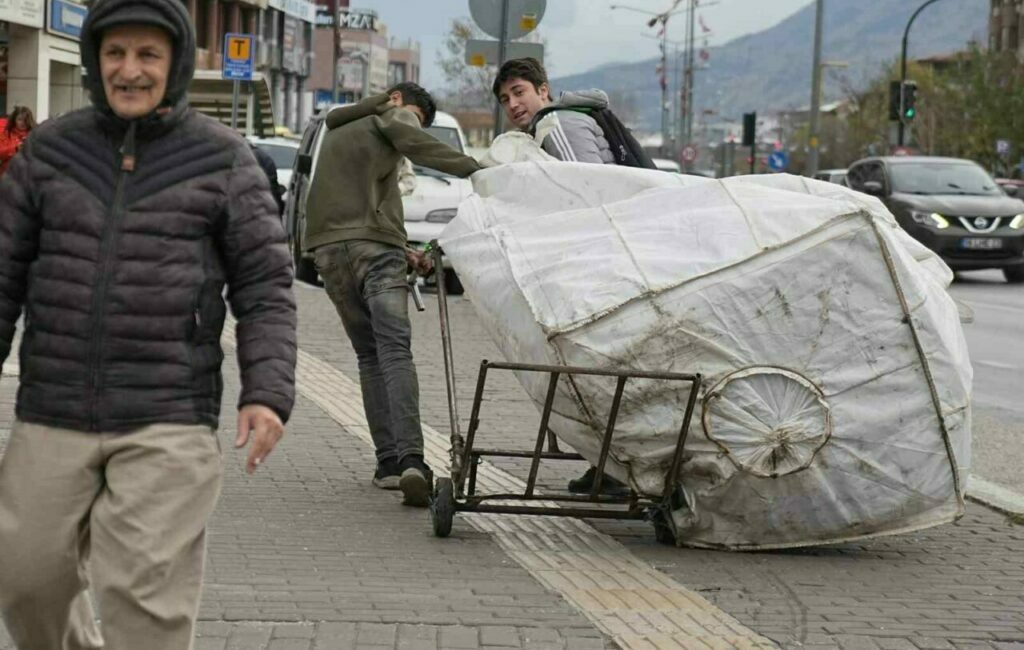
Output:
[990,0,1024,60]
[2,0,88,120]
[183,0,316,134]
[2,0,317,132]
[309,3,419,111]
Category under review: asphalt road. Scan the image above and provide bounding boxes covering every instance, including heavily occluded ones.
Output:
[950,269,1024,495]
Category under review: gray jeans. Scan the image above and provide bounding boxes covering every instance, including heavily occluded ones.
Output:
[314,240,423,463]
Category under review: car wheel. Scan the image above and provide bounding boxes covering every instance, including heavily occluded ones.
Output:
[1003,264,1024,284]
[443,270,464,296]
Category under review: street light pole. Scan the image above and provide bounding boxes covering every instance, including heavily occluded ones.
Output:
[898,0,943,146]
[807,0,824,176]
[492,0,511,141]
[684,0,696,148]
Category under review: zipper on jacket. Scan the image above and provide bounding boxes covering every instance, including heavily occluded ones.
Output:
[87,132,134,431]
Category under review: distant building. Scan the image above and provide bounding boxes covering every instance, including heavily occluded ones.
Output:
[309,4,420,112]
[990,0,1023,60]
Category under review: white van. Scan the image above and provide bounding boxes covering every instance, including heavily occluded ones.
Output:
[284,105,471,293]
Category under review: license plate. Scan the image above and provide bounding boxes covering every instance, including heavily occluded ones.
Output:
[960,238,1003,250]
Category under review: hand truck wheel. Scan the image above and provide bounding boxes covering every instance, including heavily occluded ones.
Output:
[430,477,456,538]
[651,508,677,546]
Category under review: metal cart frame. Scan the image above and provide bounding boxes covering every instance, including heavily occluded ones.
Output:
[426,243,702,543]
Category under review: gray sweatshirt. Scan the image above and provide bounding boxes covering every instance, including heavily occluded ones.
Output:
[532,89,615,165]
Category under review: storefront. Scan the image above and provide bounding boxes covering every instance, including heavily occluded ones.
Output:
[264,0,315,133]
[2,0,86,121]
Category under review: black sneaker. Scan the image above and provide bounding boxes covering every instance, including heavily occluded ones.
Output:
[398,455,433,507]
[567,466,630,497]
[372,458,401,490]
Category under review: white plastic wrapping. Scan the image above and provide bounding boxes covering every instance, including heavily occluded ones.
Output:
[440,161,971,550]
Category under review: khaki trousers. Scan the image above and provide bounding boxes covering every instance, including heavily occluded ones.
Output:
[0,420,223,650]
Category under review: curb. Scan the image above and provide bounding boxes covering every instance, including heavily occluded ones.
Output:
[967,475,1024,517]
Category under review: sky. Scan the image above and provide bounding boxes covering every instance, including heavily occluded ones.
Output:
[355,0,811,89]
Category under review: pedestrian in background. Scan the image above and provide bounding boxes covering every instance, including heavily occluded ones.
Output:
[0,105,35,176]
[0,0,296,647]
[304,83,480,506]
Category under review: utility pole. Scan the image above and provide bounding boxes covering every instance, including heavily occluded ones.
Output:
[331,0,340,103]
[807,0,824,176]
[660,25,669,156]
[684,0,696,147]
[492,0,511,141]
[898,0,943,146]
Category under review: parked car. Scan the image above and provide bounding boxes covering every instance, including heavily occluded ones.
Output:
[846,156,1024,283]
[284,105,471,293]
[248,136,299,206]
[813,168,848,186]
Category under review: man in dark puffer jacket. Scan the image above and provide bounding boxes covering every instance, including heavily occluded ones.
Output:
[0,0,297,647]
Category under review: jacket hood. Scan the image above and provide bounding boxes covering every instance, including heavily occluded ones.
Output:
[80,0,196,121]
[325,94,393,130]
[556,89,609,110]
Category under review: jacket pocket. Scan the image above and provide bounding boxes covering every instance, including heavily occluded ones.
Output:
[189,281,227,344]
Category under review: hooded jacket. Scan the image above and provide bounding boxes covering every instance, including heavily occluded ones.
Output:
[0,0,297,431]
[530,89,615,165]
[304,94,481,251]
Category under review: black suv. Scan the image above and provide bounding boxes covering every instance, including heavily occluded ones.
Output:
[846,156,1024,283]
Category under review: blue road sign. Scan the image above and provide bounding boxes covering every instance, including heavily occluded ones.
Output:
[768,150,789,172]
[222,33,255,81]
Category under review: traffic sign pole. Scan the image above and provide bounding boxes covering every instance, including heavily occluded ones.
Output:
[222,33,255,132]
[231,80,241,130]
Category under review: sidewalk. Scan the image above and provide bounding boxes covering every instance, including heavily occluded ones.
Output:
[0,284,1022,650]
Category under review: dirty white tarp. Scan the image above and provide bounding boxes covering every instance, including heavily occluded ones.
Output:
[439,160,971,550]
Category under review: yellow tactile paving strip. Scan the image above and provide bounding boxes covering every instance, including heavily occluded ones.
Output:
[229,322,776,650]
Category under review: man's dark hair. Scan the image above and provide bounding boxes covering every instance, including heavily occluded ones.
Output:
[387,82,437,128]
[492,57,549,98]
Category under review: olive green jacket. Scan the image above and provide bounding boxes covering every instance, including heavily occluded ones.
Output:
[305,94,482,251]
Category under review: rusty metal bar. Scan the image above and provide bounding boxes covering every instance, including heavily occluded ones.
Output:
[468,453,480,497]
[463,504,649,519]
[662,375,702,503]
[472,450,584,461]
[525,372,560,497]
[457,361,490,492]
[591,376,628,500]
[483,360,698,382]
[432,242,463,476]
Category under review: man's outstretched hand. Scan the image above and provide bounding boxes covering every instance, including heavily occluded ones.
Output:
[236,404,285,474]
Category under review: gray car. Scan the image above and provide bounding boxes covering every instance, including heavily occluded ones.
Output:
[846,156,1024,283]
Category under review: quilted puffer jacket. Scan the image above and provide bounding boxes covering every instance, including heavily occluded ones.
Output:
[0,0,297,431]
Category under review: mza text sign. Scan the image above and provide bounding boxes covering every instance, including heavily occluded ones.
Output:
[223,33,255,81]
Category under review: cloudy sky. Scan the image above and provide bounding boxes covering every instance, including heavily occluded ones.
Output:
[357,0,811,89]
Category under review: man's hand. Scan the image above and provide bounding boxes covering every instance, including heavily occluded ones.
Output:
[235,404,285,474]
[405,248,434,276]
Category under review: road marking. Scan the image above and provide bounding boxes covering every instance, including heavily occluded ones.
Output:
[974,359,1018,370]
[958,298,1024,315]
[219,324,777,649]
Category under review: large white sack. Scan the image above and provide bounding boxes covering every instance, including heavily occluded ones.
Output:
[440,161,971,550]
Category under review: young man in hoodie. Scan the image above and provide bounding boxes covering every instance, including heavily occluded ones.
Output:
[0,0,296,647]
[305,83,480,507]
[493,57,615,165]
[493,58,630,496]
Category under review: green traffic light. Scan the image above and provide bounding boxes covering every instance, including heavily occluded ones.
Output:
[905,108,915,118]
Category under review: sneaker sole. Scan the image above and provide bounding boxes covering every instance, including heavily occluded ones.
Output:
[372,476,401,490]
[399,469,430,507]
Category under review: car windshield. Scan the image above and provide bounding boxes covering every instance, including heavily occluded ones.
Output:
[414,126,463,178]
[890,162,1001,196]
[255,143,297,170]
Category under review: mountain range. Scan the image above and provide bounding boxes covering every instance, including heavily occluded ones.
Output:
[551,0,989,132]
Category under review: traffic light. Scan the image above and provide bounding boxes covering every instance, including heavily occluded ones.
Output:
[888,81,901,121]
[742,112,756,146]
[901,81,918,122]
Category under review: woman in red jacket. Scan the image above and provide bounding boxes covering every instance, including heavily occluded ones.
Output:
[0,106,36,176]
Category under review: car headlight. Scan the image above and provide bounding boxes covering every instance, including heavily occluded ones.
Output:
[426,208,458,223]
[910,210,950,229]
[1011,214,1024,229]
